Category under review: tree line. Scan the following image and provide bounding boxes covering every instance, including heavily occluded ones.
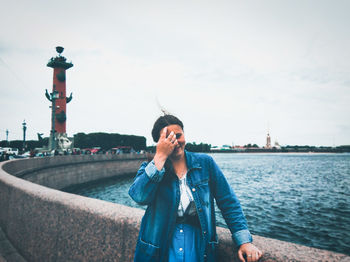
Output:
[0,132,146,152]
[2,135,349,153]
[0,139,48,151]
[73,132,146,151]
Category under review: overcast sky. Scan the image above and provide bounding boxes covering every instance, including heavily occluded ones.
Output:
[1,0,349,147]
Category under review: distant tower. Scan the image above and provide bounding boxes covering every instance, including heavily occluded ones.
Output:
[266,133,271,149]
[46,46,73,150]
[265,122,272,149]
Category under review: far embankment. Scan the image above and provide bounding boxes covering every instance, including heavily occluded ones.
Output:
[0,155,349,261]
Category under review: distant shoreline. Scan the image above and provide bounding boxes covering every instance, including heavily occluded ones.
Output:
[208,149,349,154]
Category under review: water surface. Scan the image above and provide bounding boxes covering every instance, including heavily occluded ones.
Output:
[65,153,350,255]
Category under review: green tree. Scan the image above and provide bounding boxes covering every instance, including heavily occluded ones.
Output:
[73,132,146,151]
[185,142,211,152]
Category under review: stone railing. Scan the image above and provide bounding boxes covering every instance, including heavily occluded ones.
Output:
[0,155,349,262]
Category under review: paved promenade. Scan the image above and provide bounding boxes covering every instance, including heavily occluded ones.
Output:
[0,226,26,262]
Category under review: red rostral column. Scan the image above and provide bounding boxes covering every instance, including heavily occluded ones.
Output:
[46,46,73,150]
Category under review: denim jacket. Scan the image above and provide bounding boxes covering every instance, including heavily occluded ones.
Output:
[129,151,252,262]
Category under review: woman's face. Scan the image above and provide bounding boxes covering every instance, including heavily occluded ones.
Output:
[161,124,186,159]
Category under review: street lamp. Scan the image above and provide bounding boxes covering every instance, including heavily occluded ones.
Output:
[6,129,9,146]
[22,120,27,152]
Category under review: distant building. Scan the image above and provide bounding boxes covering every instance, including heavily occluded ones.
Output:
[274,141,281,149]
[210,145,232,151]
[232,146,245,151]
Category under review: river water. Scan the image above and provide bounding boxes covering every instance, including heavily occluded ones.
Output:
[64,153,350,255]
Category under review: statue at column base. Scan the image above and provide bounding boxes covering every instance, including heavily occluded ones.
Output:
[56,133,72,151]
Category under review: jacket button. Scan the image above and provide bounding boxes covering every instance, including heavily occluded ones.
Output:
[199,208,203,212]
[203,231,206,234]
[192,188,196,192]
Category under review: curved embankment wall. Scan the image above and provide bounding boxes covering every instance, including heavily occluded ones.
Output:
[0,155,349,262]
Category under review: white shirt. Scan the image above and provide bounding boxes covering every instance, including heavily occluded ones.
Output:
[177,174,194,217]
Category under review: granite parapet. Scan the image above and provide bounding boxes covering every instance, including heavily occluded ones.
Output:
[0,155,349,262]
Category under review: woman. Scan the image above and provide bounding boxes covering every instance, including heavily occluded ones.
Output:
[129,115,263,262]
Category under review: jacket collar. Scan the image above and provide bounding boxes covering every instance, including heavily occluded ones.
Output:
[184,150,202,170]
[164,151,202,179]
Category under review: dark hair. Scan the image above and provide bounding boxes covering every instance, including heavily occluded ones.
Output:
[151,115,184,142]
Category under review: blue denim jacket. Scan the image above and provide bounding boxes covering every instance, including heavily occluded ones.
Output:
[129,151,252,262]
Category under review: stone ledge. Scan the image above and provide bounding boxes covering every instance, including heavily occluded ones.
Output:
[0,226,26,262]
[2,154,146,178]
[1,156,349,262]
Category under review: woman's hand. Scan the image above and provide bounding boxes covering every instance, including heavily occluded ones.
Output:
[238,243,263,262]
[153,127,178,170]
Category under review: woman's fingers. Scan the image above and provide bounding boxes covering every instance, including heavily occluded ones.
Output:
[252,249,263,261]
[247,253,253,262]
[160,127,167,140]
[237,243,263,262]
[167,131,176,143]
[258,250,263,259]
[247,250,262,262]
[169,131,175,138]
[170,136,177,144]
[237,250,245,262]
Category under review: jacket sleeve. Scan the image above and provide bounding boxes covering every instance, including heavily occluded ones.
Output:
[208,156,253,247]
[128,160,165,205]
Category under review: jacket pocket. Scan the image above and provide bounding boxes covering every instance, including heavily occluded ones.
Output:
[134,238,160,261]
